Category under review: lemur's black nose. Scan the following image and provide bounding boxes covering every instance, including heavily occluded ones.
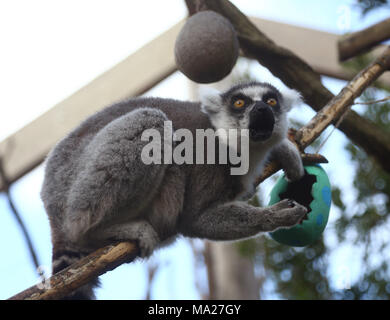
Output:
[249,102,275,141]
[252,101,272,113]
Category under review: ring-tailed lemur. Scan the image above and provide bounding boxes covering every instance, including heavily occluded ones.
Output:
[41,81,307,299]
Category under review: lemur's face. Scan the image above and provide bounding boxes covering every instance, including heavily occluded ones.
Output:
[201,82,299,143]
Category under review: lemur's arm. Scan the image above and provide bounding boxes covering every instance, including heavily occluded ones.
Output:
[180,199,307,240]
[271,139,304,182]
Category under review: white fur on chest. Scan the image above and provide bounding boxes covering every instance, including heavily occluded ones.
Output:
[236,136,282,201]
[237,147,270,200]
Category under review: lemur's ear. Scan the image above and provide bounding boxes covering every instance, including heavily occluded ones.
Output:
[280,87,302,111]
[199,86,222,114]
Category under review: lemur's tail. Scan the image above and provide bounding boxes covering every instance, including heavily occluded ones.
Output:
[52,248,99,300]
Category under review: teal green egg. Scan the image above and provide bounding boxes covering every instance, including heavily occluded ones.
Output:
[269,165,331,247]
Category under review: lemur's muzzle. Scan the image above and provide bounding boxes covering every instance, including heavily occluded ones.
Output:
[249,102,275,141]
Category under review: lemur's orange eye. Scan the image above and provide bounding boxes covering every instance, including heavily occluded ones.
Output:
[267,98,277,106]
[234,99,245,108]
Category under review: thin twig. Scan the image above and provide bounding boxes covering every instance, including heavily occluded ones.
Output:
[8,242,138,300]
[314,109,352,154]
[0,157,42,277]
[355,96,390,105]
[145,260,158,300]
[315,95,390,153]
[295,46,390,150]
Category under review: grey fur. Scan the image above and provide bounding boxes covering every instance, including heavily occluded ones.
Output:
[41,81,306,299]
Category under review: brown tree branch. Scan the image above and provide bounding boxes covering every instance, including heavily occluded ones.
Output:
[186,0,390,175]
[338,18,390,61]
[8,242,138,300]
[145,261,158,300]
[0,157,42,276]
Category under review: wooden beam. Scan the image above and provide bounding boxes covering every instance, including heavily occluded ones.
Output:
[1,17,389,191]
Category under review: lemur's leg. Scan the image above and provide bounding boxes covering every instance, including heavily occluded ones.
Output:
[271,138,304,182]
[65,108,169,246]
[181,199,307,241]
[88,164,186,257]
[88,221,160,258]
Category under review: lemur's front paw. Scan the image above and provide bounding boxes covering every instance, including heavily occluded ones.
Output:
[269,199,308,230]
[285,165,305,183]
[136,231,160,258]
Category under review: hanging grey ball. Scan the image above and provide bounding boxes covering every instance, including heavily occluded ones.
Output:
[174,11,239,83]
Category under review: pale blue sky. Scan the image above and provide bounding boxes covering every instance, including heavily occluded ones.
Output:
[0,0,389,300]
